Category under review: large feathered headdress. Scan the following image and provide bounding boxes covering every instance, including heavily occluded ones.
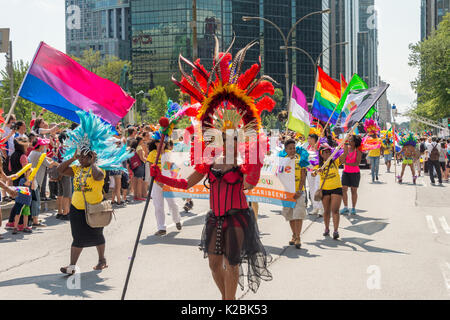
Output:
[399,132,417,147]
[172,37,276,168]
[63,110,132,171]
[364,119,380,135]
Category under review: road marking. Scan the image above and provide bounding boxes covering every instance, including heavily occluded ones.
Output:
[426,215,438,234]
[438,217,450,234]
[439,262,450,294]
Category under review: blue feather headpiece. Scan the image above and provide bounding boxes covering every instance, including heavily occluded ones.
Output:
[63,110,132,171]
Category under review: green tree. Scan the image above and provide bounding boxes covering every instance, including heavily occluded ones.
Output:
[145,86,168,123]
[408,13,450,120]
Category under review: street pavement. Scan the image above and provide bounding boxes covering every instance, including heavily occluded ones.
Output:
[0,167,449,300]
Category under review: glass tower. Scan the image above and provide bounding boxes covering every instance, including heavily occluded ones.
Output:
[65,0,131,60]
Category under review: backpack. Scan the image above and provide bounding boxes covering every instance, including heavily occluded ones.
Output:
[419,142,426,154]
[429,144,440,161]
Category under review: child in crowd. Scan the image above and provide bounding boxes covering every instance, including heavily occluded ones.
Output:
[11,167,35,235]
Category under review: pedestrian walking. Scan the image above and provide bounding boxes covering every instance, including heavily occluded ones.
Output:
[426,137,443,185]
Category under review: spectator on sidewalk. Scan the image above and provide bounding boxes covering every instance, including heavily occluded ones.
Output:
[425,136,443,186]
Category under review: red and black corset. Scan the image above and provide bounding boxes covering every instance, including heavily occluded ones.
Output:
[205,166,248,217]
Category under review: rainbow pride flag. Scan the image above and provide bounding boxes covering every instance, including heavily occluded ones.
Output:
[19,42,135,126]
[312,67,341,124]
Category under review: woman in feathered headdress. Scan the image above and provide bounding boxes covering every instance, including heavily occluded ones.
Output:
[397,133,418,184]
[150,37,273,298]
[57,110,132,275]
[364,119,383,182]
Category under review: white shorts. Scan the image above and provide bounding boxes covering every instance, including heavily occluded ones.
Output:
[281,194,306,221]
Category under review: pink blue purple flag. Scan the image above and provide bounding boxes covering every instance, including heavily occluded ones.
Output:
[19,42,135,126]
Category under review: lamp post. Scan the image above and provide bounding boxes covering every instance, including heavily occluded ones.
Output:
[242,8,331,107]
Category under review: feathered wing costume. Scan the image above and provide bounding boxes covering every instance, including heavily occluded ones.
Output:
[151,37,274,293]
[63,110,132,171]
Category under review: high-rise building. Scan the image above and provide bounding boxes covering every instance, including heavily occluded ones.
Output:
[130,0,330,106]
[358,0,378,87]
[421,0,450,40]
[377,79,391,127]
[329,0,359,83]
[65,0,131,61]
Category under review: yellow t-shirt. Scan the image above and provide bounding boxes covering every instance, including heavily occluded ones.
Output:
[294,155,305,192]
[146,149,161,168]
[368,138,382,157]
[382,142,392,155]
[71,165,105,210]
[319,158,342,190]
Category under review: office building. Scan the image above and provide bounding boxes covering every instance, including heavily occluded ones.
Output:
[358,0,378,87]
[65,0,131,61]
[421,0,450,40]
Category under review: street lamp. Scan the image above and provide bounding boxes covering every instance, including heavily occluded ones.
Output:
[281,41,349,72]
[242,8,331,106]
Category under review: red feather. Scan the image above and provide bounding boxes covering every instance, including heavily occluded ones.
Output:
[237,63,260,90]
[248,81,274,99]
[218,53,232,84]
[193,59,210,92]
[255,96,276,114]
[180,78,204,102]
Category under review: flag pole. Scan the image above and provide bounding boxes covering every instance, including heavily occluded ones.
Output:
[285,82,294,135]
[121,118,168,300]
[316,122,359,172]
[2,41,43,130]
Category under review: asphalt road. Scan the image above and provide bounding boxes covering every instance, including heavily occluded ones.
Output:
[0,168,449,300]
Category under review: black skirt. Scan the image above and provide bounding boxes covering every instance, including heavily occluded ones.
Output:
[69,205,105,248]
[199,208,272,293]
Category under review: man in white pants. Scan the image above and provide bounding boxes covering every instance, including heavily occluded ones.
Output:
[152,182,181,236]
[306,134,323,216]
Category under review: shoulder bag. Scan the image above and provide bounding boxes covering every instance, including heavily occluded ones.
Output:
[81,167,114,228]
[314,162,332,202]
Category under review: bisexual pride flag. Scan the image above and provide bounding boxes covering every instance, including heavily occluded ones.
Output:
[19,42,135,126]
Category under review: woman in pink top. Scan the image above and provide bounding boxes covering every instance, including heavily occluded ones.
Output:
[340,135,362,215]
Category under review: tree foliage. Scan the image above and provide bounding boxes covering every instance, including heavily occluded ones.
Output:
[145,86,168,124]
[408,13,450,120]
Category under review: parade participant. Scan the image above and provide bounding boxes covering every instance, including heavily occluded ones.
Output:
[425,136,443,186]
[381,130,394,173]
[28,138,59,227]
[151,39,274,299]
[129,136,147,201]
[11,167,35,235]
[147,130,181,235]
[439,140,447,181]
[364,119,383,182]
[280,139,310,248]
[58,110,131,275]
[397,133,418,184]
[340,135,362,215]
[312,137,347,239]
[306,130,323,216]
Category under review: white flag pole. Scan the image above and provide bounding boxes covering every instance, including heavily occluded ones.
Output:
[2,41,43,130]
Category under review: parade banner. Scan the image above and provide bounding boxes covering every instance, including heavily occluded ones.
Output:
[161,153,296,208]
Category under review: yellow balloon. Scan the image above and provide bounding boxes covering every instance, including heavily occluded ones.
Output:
[11,163,33,180]
[28,153,47,182]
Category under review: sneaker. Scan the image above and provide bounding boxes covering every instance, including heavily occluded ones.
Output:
[23,227,32,234]
[60,215,70,221]
[376,176,379,181]
[5,222,14,230]
[339,207,349,215]
[350,208,357,215]
[154,230,166,236]
[32,223,47,228]
[333,231,340,240]
[55,214,62,219]
[12,228,18,235]
[323,229,330,237]
[17,224,24,232]
[176,222,182,231]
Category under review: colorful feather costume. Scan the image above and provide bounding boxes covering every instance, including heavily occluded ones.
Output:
[364,119,380,135]
[399,132,417,148]
[62,110,132,171]
[171,36,277,170]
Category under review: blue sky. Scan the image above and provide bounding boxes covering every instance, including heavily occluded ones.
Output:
[0,0,420,120]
